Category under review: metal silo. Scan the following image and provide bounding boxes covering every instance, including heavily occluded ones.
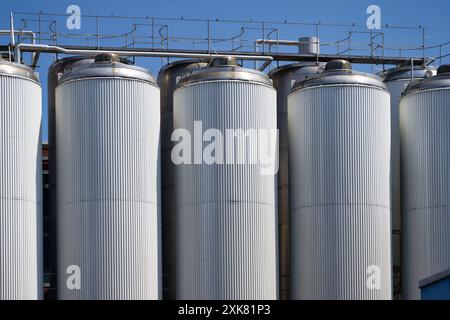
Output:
[400,64,450,300]
[288,60,392,300]
[47,56,94,299]
[383,65,436,298]
[55,54,161,299]
[173,57,278,299]
[157,59,207,300]
[0,60,43,299]
[269,62,323,300]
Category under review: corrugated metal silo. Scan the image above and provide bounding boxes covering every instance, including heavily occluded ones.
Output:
[383,65,436,298]
[157,59,207,300]
[400,64,450,300]
[55,54,161,299]
[47,56,94,298]
[288,60,392,299]
[173,57,278,299]
[269,62,323,300]
[0,60,43,299]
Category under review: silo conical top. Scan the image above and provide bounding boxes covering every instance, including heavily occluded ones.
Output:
[57,54,156,85]
[0,60,39,82]
[290,59,386,93]
[176,56,272,87]
[403,63,450,96]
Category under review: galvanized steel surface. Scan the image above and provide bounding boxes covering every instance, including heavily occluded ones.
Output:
[0,69,43,299]
[174,79,278,299]
[400,86,450,300]
[269,62,323,300]
[58,60,156,84]
[291,65,386,92]
[157,59,207,300]
[55,73,161,299]
[177,64,273,87]
[288,83,392,299]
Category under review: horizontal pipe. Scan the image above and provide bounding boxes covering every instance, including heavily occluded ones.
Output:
[10,43,428,66]
[256,39,299,46]
[15,43,274,61]
[0,30,35,36]
[256,39,321,46]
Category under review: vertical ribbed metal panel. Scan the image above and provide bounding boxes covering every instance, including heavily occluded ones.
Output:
[288,85,392,300]
[174,80,278,299]
[400,88,450,300]
[385,79,410,297]
[0,74,43,300]
[56,78,161,299]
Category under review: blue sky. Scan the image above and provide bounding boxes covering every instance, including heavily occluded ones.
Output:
[1,0,449,141]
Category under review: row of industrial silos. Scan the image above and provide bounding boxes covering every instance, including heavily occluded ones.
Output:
[275,62,450,299]
[270,60,450,300]
[1,51,450,299]
[0,54,162,299]
[47,54,278,300]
